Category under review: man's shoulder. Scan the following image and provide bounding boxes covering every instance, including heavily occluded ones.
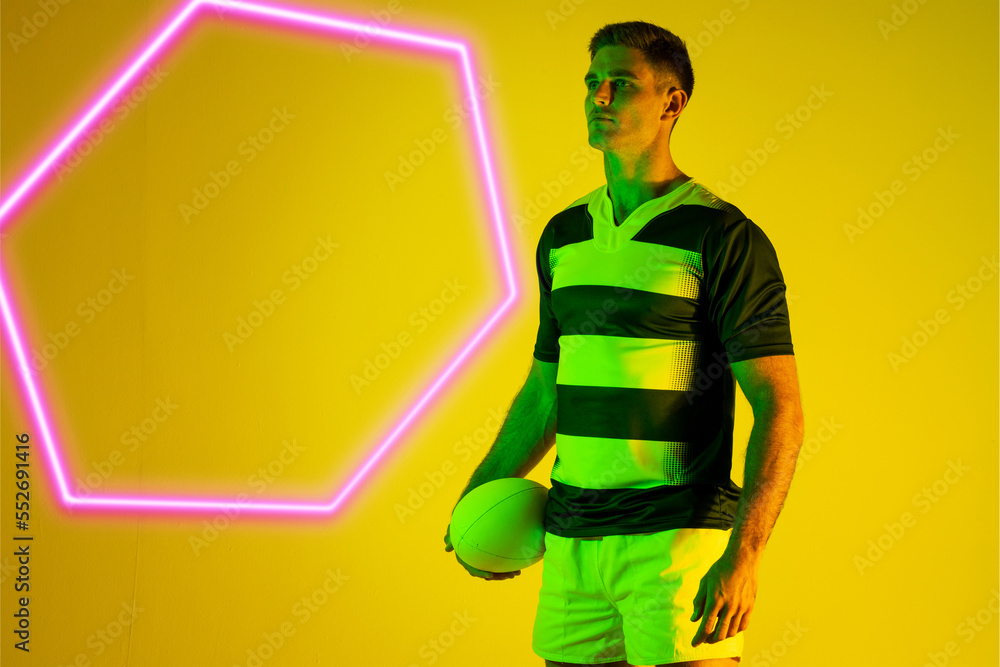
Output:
[535,184,603,243]
[559,186,601,214]
[664,181,765,246]
[549,184,602,223]
[674,180,747,223]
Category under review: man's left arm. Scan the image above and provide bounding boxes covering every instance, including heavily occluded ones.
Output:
[691,353,805,647]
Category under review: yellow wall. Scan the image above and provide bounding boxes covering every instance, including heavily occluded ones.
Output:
[1,0,996,665]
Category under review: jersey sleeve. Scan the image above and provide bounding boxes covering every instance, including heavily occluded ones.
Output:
[704,218,794,364]
[532,223,561,363]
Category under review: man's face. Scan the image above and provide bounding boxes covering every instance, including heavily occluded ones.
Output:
[583,45,679,156]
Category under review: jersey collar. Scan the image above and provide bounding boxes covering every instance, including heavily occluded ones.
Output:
[588,177,698,252]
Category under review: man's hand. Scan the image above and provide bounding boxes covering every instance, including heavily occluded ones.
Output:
[690,550,760,647]
[444,523,521,581]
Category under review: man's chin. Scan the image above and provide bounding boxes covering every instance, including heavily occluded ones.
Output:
[587,135,612,151]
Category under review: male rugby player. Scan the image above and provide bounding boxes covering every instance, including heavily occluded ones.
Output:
[445,20,804,667]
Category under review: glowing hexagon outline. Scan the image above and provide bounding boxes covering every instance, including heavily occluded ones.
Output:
[0,0,519,515]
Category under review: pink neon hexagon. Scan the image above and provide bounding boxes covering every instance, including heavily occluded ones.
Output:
[0,0,518,517]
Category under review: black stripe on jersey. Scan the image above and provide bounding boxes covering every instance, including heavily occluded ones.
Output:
[554,383,726,443]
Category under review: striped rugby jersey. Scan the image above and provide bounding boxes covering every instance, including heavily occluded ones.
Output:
[532,177,794,537]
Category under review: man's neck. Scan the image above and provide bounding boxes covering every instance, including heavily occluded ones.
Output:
[604,151,688,226]
[608,173,690,226]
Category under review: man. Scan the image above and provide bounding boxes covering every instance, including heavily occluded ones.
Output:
[446,20,804,667]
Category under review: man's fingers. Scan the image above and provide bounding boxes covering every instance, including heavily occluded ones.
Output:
[690,579,706,622]
[710,611,732,643]
[692,596,725,647]
[691,612,713,647]
[690,584,707,646]
[736,609,752,633]
[728,611,745,638]
[461,559,492,579]
[691,598,718,646]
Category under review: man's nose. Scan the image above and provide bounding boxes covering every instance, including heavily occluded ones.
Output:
[591,81,612,105]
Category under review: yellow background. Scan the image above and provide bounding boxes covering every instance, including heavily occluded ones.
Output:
[1,0,997,665]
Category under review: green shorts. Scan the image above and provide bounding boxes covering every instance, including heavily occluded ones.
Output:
[531,528,744,665]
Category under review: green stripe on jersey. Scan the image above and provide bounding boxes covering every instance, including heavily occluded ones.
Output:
[550,239,703,299]
[556,335,701,391]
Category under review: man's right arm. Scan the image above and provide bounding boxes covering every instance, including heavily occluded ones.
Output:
[451,357,557,511]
